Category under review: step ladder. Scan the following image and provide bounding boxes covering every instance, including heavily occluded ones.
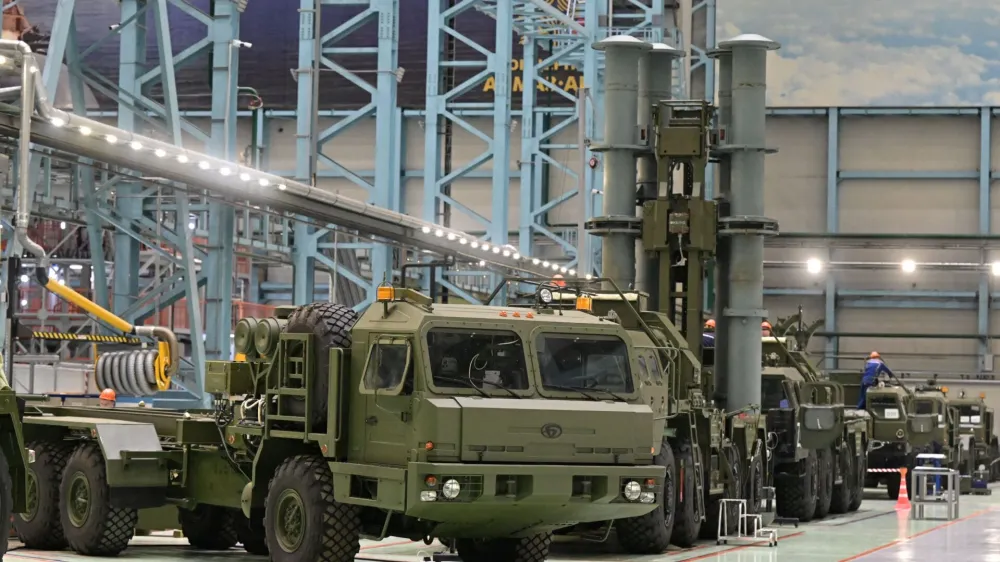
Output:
[688,411,707,521]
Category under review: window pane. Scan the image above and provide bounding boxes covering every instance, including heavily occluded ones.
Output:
[363,343,410,391]
[536,335,634,393]
[761,377,786,410]
[646,352,665,384]
[426,328,529,390]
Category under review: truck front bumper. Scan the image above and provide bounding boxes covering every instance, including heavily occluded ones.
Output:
[404,461,665,538]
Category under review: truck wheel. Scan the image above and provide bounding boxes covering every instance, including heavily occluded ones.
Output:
[14,440,72,549]
[814,448,834,519]
[829,444,853,514]
[616,440,676,554]
[265,455,360,562]
[455,533,552,562]
[670,441,701,548]
[0,444,12,557]
[745,441,765,517]
[179,504,238,550]
[776,450,818,523]
[59,443,138,556]
[283,303,359,426]
[700,443,741,539]
[236,509,268,555]
[847,441,866,511]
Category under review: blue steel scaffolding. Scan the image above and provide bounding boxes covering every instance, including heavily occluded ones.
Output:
[3,0,246,408]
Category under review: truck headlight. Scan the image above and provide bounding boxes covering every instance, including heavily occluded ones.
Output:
[623,480,642,501]
[639,491,655,504]
[420,491,438,502]
[442,478,462,500]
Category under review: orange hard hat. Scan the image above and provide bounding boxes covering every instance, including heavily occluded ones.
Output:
[869,351,880,359]
[705,319,716,329]
[761,321,772,329]
[99,388,116,401]
[552,274,566,288]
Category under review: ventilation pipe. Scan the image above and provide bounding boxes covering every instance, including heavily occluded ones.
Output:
[4,40,179,385]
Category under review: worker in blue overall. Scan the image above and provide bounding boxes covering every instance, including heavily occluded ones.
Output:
[858,351,893,409]
[702,318,716,349]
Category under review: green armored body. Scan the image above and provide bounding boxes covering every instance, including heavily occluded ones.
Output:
[15,289,666,562]
[758,335,870,522]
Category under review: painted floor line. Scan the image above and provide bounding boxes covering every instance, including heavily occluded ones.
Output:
[829,510,896,526]
[837,507,995,561]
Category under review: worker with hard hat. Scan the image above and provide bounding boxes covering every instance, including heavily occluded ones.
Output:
[99,388,116,408]
[858,351,893,409]
[761,320,773,336]
[703,318,716,348]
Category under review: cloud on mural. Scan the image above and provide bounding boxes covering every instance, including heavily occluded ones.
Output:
[718,0,1000,105]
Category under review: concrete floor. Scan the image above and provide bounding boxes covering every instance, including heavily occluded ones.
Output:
[6,489,998,562]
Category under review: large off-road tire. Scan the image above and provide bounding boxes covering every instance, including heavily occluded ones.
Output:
[0,445,12,558]
[848,439,866,512]
[179,504,238,550]
[701,443,742,540]
[14,440,72,549]
[236,509,269,555]
[455,534,552,562]
[745,441,765,516]
[616,440,676,554]
[283,303,359,425]
[59,443,138,556]
[265,455,361,562]
[830,444,854,514]
[670,441,702,548]
[814,447,834,519]
[776,450,817,523]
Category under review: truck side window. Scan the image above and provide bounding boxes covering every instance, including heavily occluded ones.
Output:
[636,355,652,385]
[426,328,529,390]
[646,352,665,385]
[363,341,412,393]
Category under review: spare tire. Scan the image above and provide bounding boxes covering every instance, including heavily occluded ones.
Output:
[283,303,359,426]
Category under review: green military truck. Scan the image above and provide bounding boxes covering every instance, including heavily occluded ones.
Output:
[0,376,28,558]
[946,390,1000,483]
[828,371,937,499]
[12,291,669,562]
[759,336,869,522]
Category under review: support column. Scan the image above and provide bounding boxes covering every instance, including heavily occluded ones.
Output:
[980,108,992,370]
[718,34,780,412]
[588,36,651,290]
[825,109,840,369]
[636,43,683,297]
[708,46,732,402]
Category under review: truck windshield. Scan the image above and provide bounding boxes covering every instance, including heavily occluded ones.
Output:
[958,405,983,425]
[535,334,633,393]
[914,400,934,415]
[426,328,529,391]
[761,377,786,409]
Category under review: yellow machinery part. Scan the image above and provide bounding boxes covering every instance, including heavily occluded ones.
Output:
[44,279,132,334]
[155,341,171,391]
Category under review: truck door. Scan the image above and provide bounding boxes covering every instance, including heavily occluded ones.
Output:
[360,335,414,466]
[641,350,670,442]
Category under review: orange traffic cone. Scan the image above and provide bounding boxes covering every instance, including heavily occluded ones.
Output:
[895,468,911,510]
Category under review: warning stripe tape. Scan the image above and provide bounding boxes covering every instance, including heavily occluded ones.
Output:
[30,332,142,345]
[866,468,904,473]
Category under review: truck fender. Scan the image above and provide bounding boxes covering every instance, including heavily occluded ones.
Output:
[248,438,319,512]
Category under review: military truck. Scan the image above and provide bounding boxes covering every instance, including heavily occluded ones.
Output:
[828,370,937,499]
[758,335,869,522]
[0,382,28,557]
[13,291,671,561]
[945,390,999,483]
[546,286,768,549]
